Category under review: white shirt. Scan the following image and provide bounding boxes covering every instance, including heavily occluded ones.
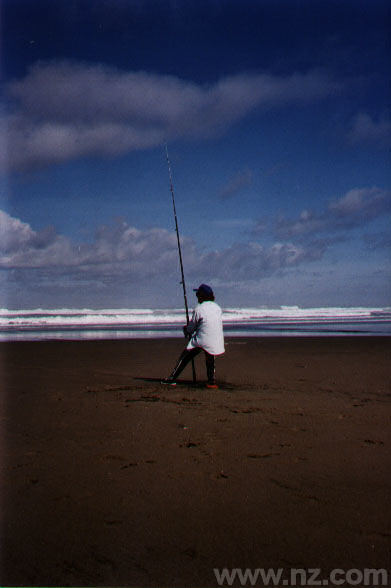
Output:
[186,301,225,355]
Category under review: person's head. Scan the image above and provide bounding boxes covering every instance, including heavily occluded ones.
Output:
[194,283,215,303]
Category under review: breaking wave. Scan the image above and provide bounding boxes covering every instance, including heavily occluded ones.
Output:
[0,306,390,341]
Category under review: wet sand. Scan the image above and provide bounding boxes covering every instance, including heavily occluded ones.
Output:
[1,337,390,586]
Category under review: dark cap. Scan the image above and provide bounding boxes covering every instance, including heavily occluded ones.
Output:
[193,283,214,296]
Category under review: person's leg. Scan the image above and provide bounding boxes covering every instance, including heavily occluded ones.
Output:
[163,347,202,383]
[204,351,216,386]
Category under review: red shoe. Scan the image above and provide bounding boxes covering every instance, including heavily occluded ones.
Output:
[206,383,218,389]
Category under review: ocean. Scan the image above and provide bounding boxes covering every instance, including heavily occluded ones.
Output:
[0,306,390,341]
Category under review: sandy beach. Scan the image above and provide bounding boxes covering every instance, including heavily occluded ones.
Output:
[1,336,390,587]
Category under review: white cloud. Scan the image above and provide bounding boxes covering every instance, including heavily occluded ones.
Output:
[328,187,391,218]
[193,240,324,284]
[0,209,37,253]
[349,112,391,145]
[0,210,75,268]
[0,212,185,276]
[0,210,324,284]
[2,61,340,171]
[2,208,389,307]
[218,168,253,199]
[271,187,391,239]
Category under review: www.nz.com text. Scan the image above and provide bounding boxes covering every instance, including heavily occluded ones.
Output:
[213,567,389,586]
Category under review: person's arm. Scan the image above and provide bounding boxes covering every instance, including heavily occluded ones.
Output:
[183,308,202,336]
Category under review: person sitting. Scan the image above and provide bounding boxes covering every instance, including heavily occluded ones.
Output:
[162,284,224,388]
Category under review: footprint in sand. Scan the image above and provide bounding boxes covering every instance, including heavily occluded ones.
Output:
[247,453,280,459]
[363,439,384,446]
[103,454,126,461]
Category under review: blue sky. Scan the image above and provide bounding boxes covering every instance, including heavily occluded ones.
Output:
[1,0,390,309]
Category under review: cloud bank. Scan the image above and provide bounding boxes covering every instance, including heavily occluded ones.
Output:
[1,183,389,307]
[2,185,388,281]
[2,61,339,171]
[0,209,322,283]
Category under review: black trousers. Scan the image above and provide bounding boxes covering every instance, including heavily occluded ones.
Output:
[169,347,216,383]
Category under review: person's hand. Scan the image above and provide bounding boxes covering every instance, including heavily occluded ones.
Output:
[183,325,193,339]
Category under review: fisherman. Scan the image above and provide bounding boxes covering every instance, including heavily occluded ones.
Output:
[162,284,225,388]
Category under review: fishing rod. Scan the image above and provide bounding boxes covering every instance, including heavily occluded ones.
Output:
[165,145,196,383]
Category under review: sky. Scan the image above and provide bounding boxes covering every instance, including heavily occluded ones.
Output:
[0,0,390,309]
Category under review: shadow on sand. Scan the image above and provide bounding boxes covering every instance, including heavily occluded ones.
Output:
[133,377,235,390]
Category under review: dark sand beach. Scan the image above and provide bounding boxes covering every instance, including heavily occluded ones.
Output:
[1,337,390,587]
